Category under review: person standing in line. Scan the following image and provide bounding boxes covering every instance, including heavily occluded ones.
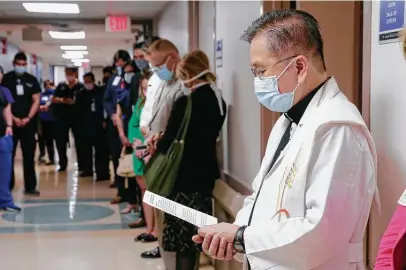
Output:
[103,50,135,204]
[102,66,114,88]
[132,72,158,243]
[139,39,184,267]
[193,10,379,270]
[38,80,56,165]
[0,65,20,210]
[80,72,110,181]
[52,67,84,173]
[148,50,227,269]
[1,52,41,196]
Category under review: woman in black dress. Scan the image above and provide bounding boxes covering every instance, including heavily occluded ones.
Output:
[151,50,227,270]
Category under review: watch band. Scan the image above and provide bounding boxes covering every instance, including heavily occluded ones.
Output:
[233,225,247,253]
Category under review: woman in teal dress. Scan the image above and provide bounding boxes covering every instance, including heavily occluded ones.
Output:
[129,72,157,242]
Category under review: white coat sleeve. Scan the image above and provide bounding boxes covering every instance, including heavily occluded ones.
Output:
[243,124,375,270]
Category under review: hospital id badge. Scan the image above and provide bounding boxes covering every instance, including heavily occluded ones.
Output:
[16,85,24,96]
[91,101,96,112]
[112,76,120,86]
[398,189,406,206]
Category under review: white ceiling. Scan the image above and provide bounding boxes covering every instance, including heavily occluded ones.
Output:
[0,1,170,66]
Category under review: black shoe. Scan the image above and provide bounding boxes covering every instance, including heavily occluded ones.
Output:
[134,233,147,242]
[142,234,158,243]
[24,190,40,196]
[0,206,21,212]
[109,183,116,188]
[79,172,93,178]
[58,166,66,172]
[141,247,161,259]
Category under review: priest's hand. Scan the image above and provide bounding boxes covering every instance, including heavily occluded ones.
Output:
[193,223,239,260]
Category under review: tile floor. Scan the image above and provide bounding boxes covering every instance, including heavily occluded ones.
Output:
[0,148,214,270]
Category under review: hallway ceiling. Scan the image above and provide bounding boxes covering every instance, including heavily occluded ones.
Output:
[0,1,169,67]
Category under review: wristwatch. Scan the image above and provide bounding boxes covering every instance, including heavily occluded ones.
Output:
[233,225,247,253]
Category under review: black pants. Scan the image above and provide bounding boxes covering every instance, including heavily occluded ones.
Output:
[83,124,110,179]
[55,119,83,170]
[39,121,55,162]
[10,121,37,191]
[106,119,121,182]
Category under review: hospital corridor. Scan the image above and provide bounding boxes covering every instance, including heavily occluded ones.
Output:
[0,1,405,270]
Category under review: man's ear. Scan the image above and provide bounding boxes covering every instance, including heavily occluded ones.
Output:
[296,56,308,85]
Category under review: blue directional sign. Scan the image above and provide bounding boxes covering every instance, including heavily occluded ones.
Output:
[379,0,405,43]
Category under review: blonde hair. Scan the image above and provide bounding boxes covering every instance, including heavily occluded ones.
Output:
[401,29,406,58]
[176,49,216,83]
[147,39,179,54]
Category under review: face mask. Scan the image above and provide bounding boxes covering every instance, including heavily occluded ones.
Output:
[254,59,299,113]
[116,66,123,76]
[156,64,173,81]
[135,59,149,70]
[15,65,26,74]
[84,83,94,90]
[124,72,134,83]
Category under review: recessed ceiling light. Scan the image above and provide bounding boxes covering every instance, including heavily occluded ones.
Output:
[60,45,87,50]
[72,59,90,63]
[49,31,85,40]
[62,53,83,59]
[22,3,80,14]
[64,51,88,55]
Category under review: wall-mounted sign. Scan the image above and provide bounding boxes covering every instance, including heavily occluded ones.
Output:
[379,0,405,44]
[216,39,223,68]
[105,16,131,33]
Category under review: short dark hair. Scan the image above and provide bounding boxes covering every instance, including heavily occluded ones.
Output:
[14,52,27,62]
[241,10,326,71]
[103,66,114,75]
[114,50,131,62]
[83,72,95,82]
[134,42,145,50]
[65,67,78,73]
[123,60,137,71]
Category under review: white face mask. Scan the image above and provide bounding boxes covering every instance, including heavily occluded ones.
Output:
[254,58,299,113]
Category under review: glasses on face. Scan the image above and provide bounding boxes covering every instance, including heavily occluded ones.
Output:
[251,55,298,79]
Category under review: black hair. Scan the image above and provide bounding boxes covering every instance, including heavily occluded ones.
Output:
[14,52,27,63]
[134,42,145,50]
[241,10,326,71]
[123,60,138,72]
[103,66,114,75]
[114,50,131,63]
[83,72,95,82]
[65,67,78,73]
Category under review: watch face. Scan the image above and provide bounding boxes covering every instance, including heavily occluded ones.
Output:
[233,241,245,254]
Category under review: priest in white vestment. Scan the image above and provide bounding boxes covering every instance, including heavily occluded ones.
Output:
[193,9,379,270]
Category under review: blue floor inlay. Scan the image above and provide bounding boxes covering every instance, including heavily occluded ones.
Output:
[2,204,115,224]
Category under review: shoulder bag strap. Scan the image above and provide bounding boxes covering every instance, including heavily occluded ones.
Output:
[176,95,192,141]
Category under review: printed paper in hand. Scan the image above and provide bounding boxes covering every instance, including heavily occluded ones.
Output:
[143,191,218,228]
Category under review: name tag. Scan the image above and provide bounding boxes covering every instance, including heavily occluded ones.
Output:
[112,76,121,86]
[91,100,96,112]
[398,189,406,206]
[16,85,24,96]
[41,96,49,102]
[103,110,107,118]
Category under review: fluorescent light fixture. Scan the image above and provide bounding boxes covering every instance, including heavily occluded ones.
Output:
[49,31,85,40]
[72,59,89,63]
[64,51,88,55]
[60,45,87,50]
[23,3,80,14]
[73,62,82,67]
[62,53,83,59]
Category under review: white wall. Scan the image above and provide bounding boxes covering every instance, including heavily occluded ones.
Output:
[199,1,215,70]
[369,0,406,263]
[156,1,188,57]
[216,1,261,187]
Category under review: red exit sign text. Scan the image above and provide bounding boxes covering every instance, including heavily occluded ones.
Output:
[105,16,131,32]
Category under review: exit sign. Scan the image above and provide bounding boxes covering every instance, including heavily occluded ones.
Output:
[105,16,131,32]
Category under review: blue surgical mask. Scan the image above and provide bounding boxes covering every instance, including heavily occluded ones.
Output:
[134,59,149,70]
[15,65,27,75]
[254,59,299,113]
[116,66,123,76]
[156,64,173,81]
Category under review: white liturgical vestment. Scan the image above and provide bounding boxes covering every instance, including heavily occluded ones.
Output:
[234,77,380,270]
